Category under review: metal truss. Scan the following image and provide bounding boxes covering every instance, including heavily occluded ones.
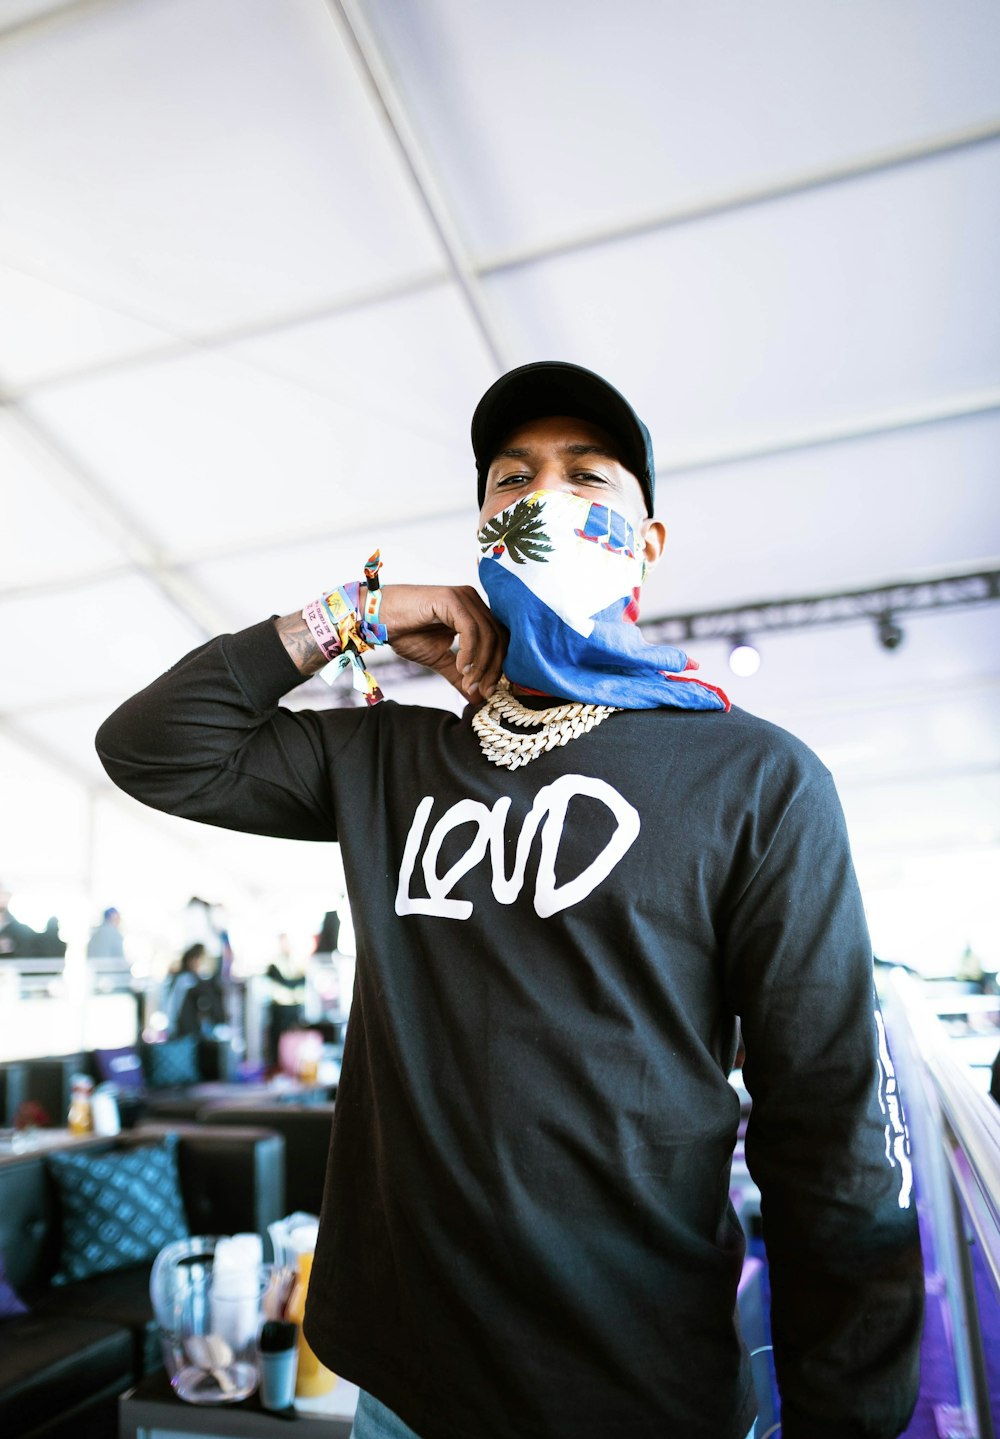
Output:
[642,569,1000,646]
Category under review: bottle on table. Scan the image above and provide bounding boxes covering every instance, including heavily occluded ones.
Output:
[67,1075,93,1134]
[286,1247,336,1397]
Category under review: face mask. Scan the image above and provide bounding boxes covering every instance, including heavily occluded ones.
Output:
[479,489,645,632]
[477,490,728,712]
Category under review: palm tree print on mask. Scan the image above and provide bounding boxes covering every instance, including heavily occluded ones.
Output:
[478,498,554,564]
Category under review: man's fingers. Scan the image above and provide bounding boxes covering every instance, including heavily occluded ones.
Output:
[379,584,506,697]
[448,587,506,696]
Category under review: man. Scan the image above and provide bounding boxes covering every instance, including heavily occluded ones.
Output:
[97,362,923,1439]
[86,905,126,960]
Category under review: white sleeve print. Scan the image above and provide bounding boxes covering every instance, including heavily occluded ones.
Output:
[874,1004,914,1210]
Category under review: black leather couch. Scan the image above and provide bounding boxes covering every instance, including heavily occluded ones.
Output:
[0,1125,285,1439]
[195,1101,336,1218]
[1,1061,27,1125]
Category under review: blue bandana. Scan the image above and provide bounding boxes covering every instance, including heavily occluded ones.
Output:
[477,491,729,712]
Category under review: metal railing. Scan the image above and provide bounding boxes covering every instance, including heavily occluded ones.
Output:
[883,970,1000,1439]
[0,955,66,998]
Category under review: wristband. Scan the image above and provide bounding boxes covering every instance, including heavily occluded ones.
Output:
[361,585,387,646]
[321,583,364,650]
[303,560,387,706]
[363,549,383,592]
[301,596,344,664]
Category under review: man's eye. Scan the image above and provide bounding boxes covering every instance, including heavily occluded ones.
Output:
[496,474,530,487]
[575,471,609,484]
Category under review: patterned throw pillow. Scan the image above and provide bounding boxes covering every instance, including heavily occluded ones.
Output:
[143,1034,200,1089]
[47,1137,189,1284]
[0,1248,28,1317]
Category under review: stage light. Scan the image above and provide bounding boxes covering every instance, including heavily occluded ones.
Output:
[728,636,761,677]
[876,613,905,651]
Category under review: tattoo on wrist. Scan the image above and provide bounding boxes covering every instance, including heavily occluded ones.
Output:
[274,613,328,675]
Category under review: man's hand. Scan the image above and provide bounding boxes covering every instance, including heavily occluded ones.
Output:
[379,584,506,700]
[274,584,507,701]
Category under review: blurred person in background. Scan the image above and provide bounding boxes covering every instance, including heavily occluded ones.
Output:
[164,942,226,1039]
[311,907,347,1020]
[314,908,341,957]
[955,940,989,993]
[97,362,923,1439]
[265,931,308,1068]
[184,895,235,980]
[35,916,67,959]
[0,883,39,958]
[86,905,125,961]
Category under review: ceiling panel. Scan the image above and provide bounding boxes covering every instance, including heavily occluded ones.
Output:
[486,142,1000,455]
[0,0,443,332]
[0,412,132,587]
[9,698,125,785]
[22,344,472,558]
[229,282,496,446]
[0,261,176,391]
[0,1,84,34]
[0,572,205,712]
[366,0,1000,259]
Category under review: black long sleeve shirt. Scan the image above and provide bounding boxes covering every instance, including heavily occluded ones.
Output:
[97,619,923,1439]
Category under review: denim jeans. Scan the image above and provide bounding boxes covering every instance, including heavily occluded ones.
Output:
[351,1391,422,1439]
[350,1389,757,1439]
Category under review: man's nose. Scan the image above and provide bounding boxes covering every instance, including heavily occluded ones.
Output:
[531,461,574,493]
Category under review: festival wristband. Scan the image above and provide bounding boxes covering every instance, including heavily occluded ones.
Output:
[319,583,362,648]
[362,584,387,645]
[363,549,382,592]
[302,595,344,664]
[304,561,387,705]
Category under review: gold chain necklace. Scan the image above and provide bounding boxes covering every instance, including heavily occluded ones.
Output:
[472,677,620,769]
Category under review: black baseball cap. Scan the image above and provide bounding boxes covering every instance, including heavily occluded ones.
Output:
[472,361,655,515]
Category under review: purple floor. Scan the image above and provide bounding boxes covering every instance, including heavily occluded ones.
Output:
[971,1225,1000,1435]
[900,1151,1000,1437]
[900,1192,958,1439]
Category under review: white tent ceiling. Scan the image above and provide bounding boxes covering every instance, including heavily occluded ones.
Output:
[1,0,998,971]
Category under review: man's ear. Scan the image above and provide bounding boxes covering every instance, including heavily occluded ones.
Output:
[639,518,666,568]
